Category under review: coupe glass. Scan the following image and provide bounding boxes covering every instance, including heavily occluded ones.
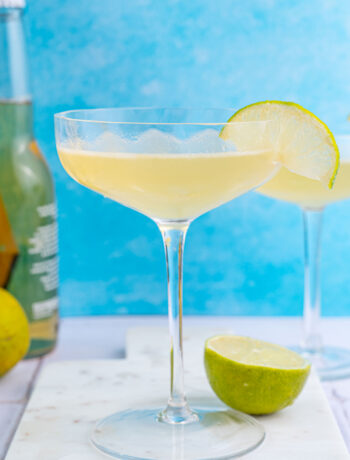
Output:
[258,135,350,380]
[54,108,278,460]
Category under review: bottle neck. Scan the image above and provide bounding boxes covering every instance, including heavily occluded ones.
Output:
[0,100,33,146]
[0,8,30,101]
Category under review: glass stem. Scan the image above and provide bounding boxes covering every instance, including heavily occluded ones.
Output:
[158,221,198,424]
[301,208,324,353]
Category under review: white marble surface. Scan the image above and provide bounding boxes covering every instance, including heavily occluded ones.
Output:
[4,324,350,460]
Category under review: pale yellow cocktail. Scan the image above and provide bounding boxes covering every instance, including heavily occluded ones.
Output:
[258,136,350,209]
[59,146,276,221]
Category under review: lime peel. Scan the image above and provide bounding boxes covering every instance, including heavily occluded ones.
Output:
[223,101,339,189]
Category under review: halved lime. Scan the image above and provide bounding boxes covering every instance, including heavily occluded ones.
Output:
[221,101,339,188]
[204,335,311,415]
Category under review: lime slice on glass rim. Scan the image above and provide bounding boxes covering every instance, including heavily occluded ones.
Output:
[221,101,339,189]
[204,335,311,415]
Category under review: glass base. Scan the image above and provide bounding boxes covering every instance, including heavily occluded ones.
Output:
[292,345,350,381]
[91,405,265,460]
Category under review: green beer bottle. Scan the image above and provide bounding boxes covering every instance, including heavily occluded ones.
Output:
[0,0,59,357]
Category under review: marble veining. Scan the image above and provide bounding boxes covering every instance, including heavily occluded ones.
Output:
[5,327,350,459]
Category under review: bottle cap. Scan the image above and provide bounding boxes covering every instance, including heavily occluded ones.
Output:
[0,0,25,7]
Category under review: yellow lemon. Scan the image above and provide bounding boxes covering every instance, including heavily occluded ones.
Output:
[0,288,30,376]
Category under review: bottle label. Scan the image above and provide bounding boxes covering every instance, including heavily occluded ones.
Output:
[0,196,59,322]
[29,203,59,295]
[28,202,59,320]
[32,296,59,320]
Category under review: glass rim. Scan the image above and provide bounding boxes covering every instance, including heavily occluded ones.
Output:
[54,107,272,126]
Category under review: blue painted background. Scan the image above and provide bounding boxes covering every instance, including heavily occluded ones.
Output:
[24,0,350,316]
